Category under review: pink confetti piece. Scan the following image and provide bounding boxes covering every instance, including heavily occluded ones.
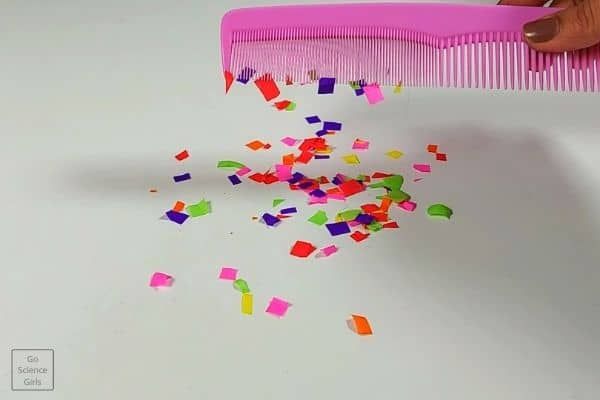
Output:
[352,138,370,150]
[308,195,328,205]
[149,272,173,288]
[265,297,291,317]
[317,245,339,258]
[236,166,251,176]
[413,163,431,173]
[218,267,238,280]
[399,201,417,212]
[363,83,384,104]
[275,164,293,181]
[348,220,362,227]
[281,136,298,147]
[413,178,424,182]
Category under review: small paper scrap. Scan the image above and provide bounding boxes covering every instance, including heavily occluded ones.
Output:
[272,198,285,207]
[265,297,291,318]
[436,153,447,161]
[342,154,360,165]
[317,77,335,94]
[236,166,251,176]
[326,222,351,236]
[317,245,338,257]
[217,160,245,170]
[175,150,189,161]
[352,138,370,150]
[149,272,173,288]
[290,240,316,258]
[385,150,404,159]
[241,293,253,315]
[363,83,384,104]
[166,210,188,225]
[349,314,373,335]
[186,199,211,217]
[228,175,242,185]
[281,136,298,146]
[413,163,431,173]
[246,140,266,151]
[305,115,321,124]
[233,278,250,294]
[427,203,453,219]
[173,173,191,183]
[254,74,280,101]
[172,201,185,212]
[219,267,238,281]
[308,210,328,226]
[399,201,417,212]
[350,231,369,242]
[427,144,438,153]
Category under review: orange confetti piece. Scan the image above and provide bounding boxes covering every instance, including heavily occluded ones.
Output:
[282,153,295,165]
[351,314,373,335]
[427,144,438,153]
[172,201,185,212]
[379,197,392,212]
[246,140,265,150]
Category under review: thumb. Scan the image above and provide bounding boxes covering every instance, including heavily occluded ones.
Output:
[523,0,600,52]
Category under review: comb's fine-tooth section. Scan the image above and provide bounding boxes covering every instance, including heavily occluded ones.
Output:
[229,28,600,91]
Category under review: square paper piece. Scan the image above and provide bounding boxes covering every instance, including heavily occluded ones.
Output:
[219,267,238,280]
[266,297,291,317]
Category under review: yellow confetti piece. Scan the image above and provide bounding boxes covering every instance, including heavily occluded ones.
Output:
[385,150,404,159]
[342,154,360,165]
[393,82,403,93]
[241,293,253,315]
[315,146,333,154]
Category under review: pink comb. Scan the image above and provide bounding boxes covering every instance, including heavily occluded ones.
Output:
[221,2,600,92]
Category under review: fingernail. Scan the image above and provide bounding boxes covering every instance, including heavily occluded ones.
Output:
[523,17,559,43]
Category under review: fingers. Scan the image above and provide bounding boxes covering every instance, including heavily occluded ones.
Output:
[497,0,548,6]
[523,0,600,51]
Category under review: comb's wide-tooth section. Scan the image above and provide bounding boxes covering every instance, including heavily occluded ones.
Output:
[229,27,600,91]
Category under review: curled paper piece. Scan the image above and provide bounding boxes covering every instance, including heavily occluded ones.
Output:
[149,272,173,288]
[427,204,453,219]
[233,279,251,294]
[217,160,245,170]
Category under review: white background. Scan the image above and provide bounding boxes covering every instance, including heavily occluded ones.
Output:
[1,0,599,399]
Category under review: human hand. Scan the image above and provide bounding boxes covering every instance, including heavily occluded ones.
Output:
[498,0,600,52]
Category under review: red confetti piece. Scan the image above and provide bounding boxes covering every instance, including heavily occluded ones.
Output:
[350,231,370,242]
[263,143,272,149]
[254,74,280,101]
[383,221,399,229]
[274,100,292,110]
[361,203,380,213]
[248,173,265,183]
[372,212,389,222]
[299,138,326,152]
[290,240,316,258]
[224,70,234,93]
[175,149,189,161]
[282,154,295,165]
[436,153,447,161]
[338,180,365,197]
[318,176,330,184]
[427,144,438,153]
[372,172,393,178]
[295,151,314,164]
[263,173,279,184]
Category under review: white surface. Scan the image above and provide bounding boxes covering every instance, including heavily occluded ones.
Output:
[1,1,600,399]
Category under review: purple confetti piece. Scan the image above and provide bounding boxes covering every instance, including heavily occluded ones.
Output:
[355,214,375,225]
[228,175,242,185]
[325,222,351,236]
[280,207,297,214]
[288,172,305,184]
[261,213,281,227]
[309,189,327,198]
[315,129,328,137]
[173,173,191,183]
[314,155,330,159]
[354,87,364,96]
[166,210,189,225]
[236,67,255,84]
[317,77,335,94]
[331,176,342,185]
[305,115,321,124]
[323,121,342,131]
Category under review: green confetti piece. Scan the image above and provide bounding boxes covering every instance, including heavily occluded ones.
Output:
[285,101,296,111]
[308,210,328,226]
[366,221,383,232]
[337,209,361,221]
[427,204,453,219]
[368,181,387,189]
[356,174,368,181]
[387,190,410,202]
[217,160,245,170]
[272,198,285,207]
[383,175,404,190]
[186,199,212,217]
[233,279,250,294]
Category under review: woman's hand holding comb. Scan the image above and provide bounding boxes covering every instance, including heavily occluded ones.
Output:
[499,0,600,51]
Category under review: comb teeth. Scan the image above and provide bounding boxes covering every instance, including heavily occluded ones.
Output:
[230,28,600,92]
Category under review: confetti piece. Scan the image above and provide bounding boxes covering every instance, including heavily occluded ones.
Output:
[326,222,351,236]
[427,204,453,219]
[318,245,339,257]
[166,210,189,224]
[295,151,314,164]
[338,180,364,197]
[414,178,424,182]
[219,267,238,281]
[282,153,295,165]
[355,214,375,225]
[274,100,291,110]
[352,138,370,150]
[217,160,245,170]
[265,297,291,318]
[233,279,250,294]
[350,314,373,335]
[385,150,404,159]
[175,150,189,161]
[272,198,285,207]
[427,144,438,153]
[399,201,417,212]
[254,74,280,101]
[308,210,328,226]
[246,140,265,150]
[236,166,251,176]
[363,83,384,104]
[290,240,316,257]
[280,207,297,214]
[173,173,191,183]
[150,272,173,288]
[285,101,296,111]
[281,137,298,147]
[342,154,360,165]
[318,77,335,94]
[436,153,447,161]
[393,82,403,93]
[350,231,370,242]
[383,221,399,229]
[261,213,281,227]
[228,175,242,185]
[413,163,431,173]
[237,67,255,83]
[241,293,253,315]
[323,121,342,131]
[314,155,330,159]
[186,199,211,217]
[275,164,293,181]
[149,188,158,193]
[171,201,185,212]
[305,115,321,124]
[224,70,234,93]
[338,209,361,221]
